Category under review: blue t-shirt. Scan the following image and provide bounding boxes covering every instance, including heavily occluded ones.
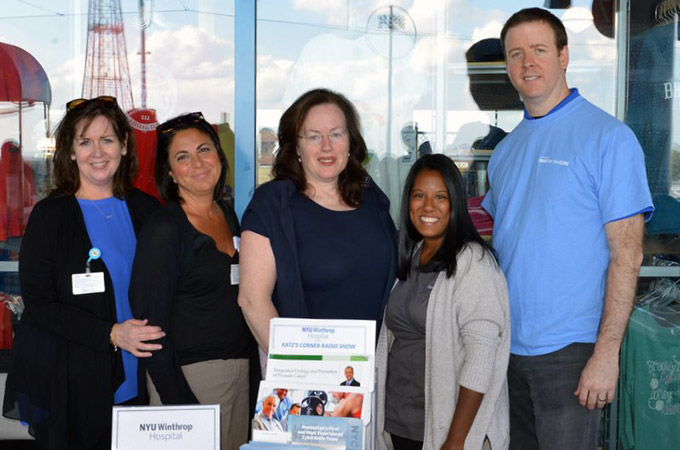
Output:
[482,94,654,356]
[290,193,391,321]
[78,197,138,403]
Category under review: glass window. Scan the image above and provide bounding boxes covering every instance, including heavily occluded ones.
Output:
[626,0,680,267]
[255,0,618,221]
[619,7,680,450]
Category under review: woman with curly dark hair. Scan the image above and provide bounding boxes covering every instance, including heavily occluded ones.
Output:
[130,112,254,450]
[239,88,397,351]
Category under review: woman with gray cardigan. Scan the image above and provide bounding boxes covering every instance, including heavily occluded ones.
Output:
[376,154,510,450]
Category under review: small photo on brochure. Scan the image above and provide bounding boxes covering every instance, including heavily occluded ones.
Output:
[251,382,367,445]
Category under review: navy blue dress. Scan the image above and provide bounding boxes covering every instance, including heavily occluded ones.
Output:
[242,179,397,322]
[291,192,391,320]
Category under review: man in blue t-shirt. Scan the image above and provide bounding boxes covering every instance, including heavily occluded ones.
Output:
[482,8,654,450]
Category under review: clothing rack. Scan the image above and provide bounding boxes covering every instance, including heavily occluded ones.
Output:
[654,0,680,25]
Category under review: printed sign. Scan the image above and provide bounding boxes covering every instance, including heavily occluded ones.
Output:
[111,404,219,450]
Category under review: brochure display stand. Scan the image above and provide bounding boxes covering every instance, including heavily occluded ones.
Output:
[243,318,377,450]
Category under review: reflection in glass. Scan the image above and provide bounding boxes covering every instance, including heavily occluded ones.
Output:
[0,0,235,373]
[256,1,615,222]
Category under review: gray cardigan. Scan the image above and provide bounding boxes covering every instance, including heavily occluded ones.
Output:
[376,243,510,450]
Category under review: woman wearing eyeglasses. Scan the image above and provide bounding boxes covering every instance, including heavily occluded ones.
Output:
[129,113,254,450]
[239,88,397,352]
[3,97,163,449]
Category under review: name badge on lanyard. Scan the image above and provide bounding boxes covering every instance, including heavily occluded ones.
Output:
[72,247,106,295]
[230,264,239,286]
[231,236,240,285]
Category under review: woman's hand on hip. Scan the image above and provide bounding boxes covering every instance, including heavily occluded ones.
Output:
[112,319,165,357]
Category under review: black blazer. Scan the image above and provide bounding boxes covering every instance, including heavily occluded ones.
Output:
[340,379,360,387]
[3,189,159,449]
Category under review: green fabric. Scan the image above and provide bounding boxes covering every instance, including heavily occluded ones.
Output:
[620,304,680,449]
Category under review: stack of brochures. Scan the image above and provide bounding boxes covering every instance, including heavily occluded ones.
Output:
[245,318,376,450]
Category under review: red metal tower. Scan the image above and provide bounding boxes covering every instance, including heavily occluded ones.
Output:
[82,0,135,112]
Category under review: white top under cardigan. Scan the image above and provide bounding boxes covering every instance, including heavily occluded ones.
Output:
[376,243,511,450]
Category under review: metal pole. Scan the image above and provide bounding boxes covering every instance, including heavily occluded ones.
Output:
[234,0,257,219]
[386,6,393,157]
[140,0,147,109]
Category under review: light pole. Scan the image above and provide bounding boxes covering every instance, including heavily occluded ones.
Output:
[366,5,416,158]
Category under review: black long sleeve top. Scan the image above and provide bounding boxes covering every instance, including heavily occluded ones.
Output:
[3,189,159,450]
[129,200,254,405]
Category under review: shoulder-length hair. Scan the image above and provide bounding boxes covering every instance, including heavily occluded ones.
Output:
[155,113,228,203]
[398,154,496,280]
[272,88,368,207]
[52,98,138,198]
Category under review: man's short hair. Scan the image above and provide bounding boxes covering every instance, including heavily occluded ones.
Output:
[500,7,568,55]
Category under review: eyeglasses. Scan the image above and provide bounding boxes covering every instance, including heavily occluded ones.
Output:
[66,96,118,112]
[297,129,348,146]
[157,112,207,135]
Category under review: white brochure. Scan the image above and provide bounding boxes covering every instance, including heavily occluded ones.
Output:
[267,319,376,392]
[111,404,219,450]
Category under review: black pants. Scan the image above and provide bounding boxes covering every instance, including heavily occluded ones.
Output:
[390,433,423,450]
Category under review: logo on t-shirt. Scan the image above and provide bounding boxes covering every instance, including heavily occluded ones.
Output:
[538,156,569,167]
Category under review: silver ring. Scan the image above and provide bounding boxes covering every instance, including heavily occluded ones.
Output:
[597,397,606,402]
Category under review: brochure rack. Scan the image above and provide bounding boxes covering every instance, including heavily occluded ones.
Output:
[244,318,377,450]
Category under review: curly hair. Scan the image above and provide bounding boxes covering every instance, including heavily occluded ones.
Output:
[155,113,228,203]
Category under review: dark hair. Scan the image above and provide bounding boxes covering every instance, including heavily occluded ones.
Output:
[52,98,138,197]
[273,88,368,207]
[500,7,568,55]
[398,154,496,280]
[155,113,228,203]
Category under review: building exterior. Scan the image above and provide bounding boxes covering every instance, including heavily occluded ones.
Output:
[0,0,678,447]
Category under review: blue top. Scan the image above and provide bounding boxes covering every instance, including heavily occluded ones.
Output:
[242,179,397,321]
[78,197,138,403]
[290,192,392,320]
[482,94,654,356]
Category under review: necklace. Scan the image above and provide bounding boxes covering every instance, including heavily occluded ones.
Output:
[89,199,113,219]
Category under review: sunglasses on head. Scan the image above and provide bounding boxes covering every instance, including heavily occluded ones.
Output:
[157,112,208,135]
[66,96,118,112]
